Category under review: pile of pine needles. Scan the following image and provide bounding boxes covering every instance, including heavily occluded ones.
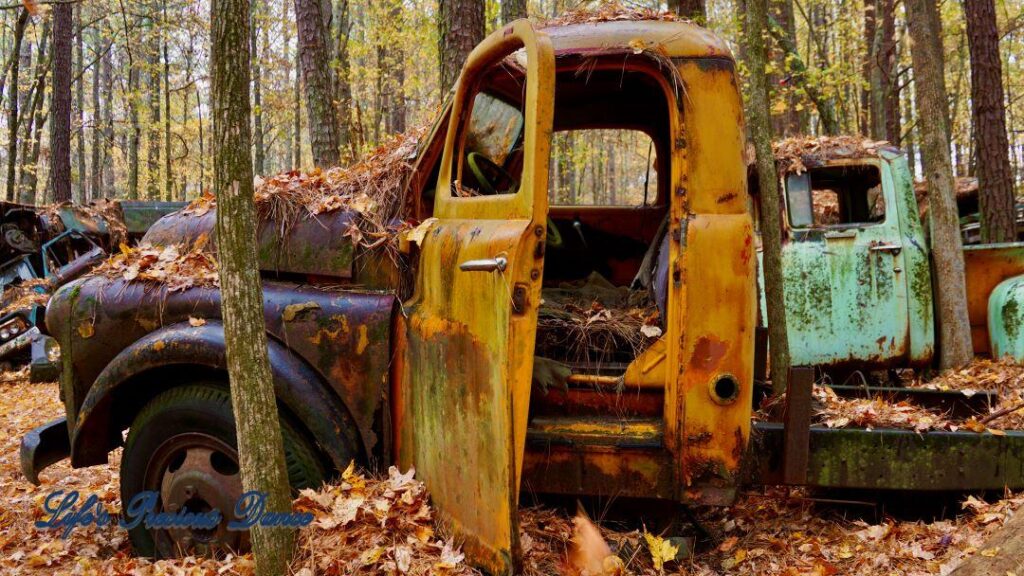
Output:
[772,136,891,175]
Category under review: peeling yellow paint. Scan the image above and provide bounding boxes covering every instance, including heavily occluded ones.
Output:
[356,325,369,355]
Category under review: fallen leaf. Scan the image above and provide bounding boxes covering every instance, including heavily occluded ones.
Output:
[188,316,206,327]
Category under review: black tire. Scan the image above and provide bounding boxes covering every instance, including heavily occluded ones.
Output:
[120,382,326,558]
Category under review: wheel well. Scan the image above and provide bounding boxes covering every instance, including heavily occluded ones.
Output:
[107,365,341,477]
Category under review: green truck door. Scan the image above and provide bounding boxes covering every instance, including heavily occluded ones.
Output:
[774,159,912,368]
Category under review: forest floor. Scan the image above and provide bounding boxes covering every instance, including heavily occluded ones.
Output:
[0,370,1022,575]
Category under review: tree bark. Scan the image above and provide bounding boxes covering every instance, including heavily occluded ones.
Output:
[377,0,405,136]
[50,2,73,203]
[73,3,85,202]
[251,3,265,176]
[101,37,114,196]
[771,0,804,136]
[4,9,27,202]
[292,44,302,170]
[964,0,1016,243]
[906,0,973,368]
[747,0,791,394]
[438,0,484,94]
[294,0,340,168]
[210,0,294,573]
[146,12,161,200]
[500,0,526,23]
[668,0,706,21]
[767,15,839,135]
[333,0,355,160]
[163,0,172,201]
[90,27,103,199]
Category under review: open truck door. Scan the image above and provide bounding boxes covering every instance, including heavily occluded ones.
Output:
[395,21,554,574]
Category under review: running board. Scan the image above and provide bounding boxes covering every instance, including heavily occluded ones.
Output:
[749,421,1024,491]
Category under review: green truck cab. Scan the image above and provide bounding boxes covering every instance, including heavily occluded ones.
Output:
[756,140,1024,372]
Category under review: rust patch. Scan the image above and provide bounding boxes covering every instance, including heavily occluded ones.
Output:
[690,336,727,371]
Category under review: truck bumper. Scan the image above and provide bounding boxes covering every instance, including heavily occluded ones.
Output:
[751,422,1024,491]
[0,325,39,361]
[20,418,70,485]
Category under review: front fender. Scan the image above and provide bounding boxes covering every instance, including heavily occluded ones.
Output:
[70,320,364,471]
[989,275,1024,360]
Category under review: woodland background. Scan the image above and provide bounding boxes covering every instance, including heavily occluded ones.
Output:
[0,0,1014,206]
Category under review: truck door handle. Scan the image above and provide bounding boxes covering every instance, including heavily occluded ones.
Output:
[459,256,508,272]
[869,243,902,255]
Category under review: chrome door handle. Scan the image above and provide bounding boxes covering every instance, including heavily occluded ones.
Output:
[459,256,508,272]
[869,243,902,254]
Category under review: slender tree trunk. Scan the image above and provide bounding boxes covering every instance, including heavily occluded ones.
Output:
[127,38,140,199]
[500,0,526,23]
[294,0,340,168]
[146,15,161,200]
[964,0,1016,243]
[768,15,839,135]
[4,9,28,202]
[21,18,50,204]
[334,0,354,160]
[283,0,294,170]
[101,40,114,196]
[74,4,85,202]
[771,0,803,136]
[906,0,973,368]
[211,0,295,572]
[90,30,103,199]
[748,0,791,394]
[51,3,73,204]
[438,0,484,94]
[668,0,706,20]
[251,4,265,176]
[292,46,302,169]
[378,0,405,136]
[163,0,172,201]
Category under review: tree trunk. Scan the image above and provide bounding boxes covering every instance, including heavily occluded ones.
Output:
[747,0,791,395]
[292,45,302,170]
[767,16,839,135]
[163,0,172,201]
[251,3,265,176]
[51,3,73,204]
[668,0,706,20]
[4,9,28,202]
[378,0,405,136]
[73,4,85,202]
[210,0,294,573]
[333,0,355,160]
[500,0,526,23]
[101,39,114,196]
[90,29,103,199]
[771,0,804,136]
[21,17,51,204]
[906,0,973,368]
[950,509,1024,575]
[147,16,161,200]
[438,0,484,94]
[294,0,340,168]
[964,0,1016,243]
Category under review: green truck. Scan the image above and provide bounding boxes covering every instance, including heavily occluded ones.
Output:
[757,140,1024,373]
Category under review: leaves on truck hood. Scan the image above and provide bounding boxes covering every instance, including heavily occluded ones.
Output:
[88,240,219,292]
[771,135,892,175]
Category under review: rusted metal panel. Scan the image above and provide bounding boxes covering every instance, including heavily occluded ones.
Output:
[782,367,813,485]
[768,158,913,368]
[144,208,361,280]
[47,276,394,463]
[670,59,755,506]
[751,422,1024,491]
[395,21,554,575]
[963,243,1024,354]
[522,442,676,500]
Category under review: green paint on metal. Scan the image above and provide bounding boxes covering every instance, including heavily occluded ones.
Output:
[989,276,1024,359]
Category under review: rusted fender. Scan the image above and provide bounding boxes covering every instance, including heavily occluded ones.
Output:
[48,275,396,466]
[68,320,363,470]
[988,274,1024,360]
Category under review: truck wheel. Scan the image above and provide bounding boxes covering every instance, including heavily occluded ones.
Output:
[120,382,327,558]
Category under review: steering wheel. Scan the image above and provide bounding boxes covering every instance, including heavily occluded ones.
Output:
[467,152,519,196]
[466,151,564,249]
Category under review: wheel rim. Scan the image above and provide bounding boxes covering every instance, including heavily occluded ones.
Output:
[142,432,247,558]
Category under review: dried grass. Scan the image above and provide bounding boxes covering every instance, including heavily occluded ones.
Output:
[772,135,891,175]
[184,126,427,258]
[538,2,688,27]
[537,274,661,365]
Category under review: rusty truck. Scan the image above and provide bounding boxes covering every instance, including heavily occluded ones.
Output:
[753,140,1024,373]
[20,19,1024,574]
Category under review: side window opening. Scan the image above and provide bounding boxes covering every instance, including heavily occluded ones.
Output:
[786,164,885,228]
[450,62,527,198]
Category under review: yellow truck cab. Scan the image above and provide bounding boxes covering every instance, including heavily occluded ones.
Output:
[35,17,756,572]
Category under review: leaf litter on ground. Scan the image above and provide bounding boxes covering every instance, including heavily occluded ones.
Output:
[3,365,1024,574]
